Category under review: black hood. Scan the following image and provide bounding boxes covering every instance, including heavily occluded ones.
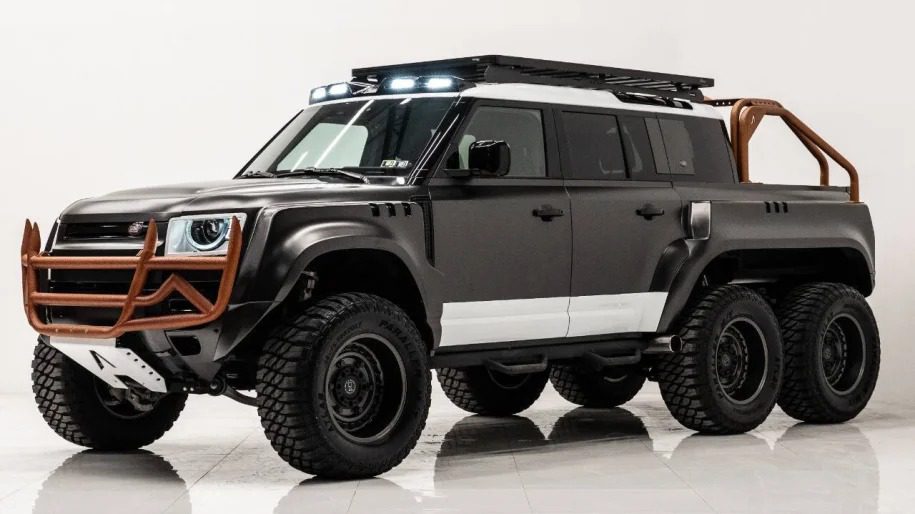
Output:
[60,178,415,222]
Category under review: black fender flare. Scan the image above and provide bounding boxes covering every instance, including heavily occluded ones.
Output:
[654,237,875,333]
[214,204,442,359]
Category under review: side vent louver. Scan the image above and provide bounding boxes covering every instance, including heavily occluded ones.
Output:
[764,201,789,214]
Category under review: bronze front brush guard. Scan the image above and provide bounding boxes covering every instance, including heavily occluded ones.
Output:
[21,217,242,338]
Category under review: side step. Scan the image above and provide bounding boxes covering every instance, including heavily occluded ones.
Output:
[583,350,641,370]
[484,356,549,376]
[433,335,681,370]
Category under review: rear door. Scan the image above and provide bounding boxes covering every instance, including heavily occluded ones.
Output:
[557,109,685,337]
[428,101,571,348]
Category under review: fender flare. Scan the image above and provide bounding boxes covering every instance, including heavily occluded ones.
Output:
[215,205,441,359]
[654,238,874,333]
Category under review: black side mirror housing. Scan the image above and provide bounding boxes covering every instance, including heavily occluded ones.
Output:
[445,140,511,178]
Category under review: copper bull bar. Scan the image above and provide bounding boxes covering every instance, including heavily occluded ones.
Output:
[21,217,242,338]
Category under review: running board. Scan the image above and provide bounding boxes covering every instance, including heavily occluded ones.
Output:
[432,335,680,370]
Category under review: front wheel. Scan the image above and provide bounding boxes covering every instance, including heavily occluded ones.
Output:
[32,340,187,450]
[656,285,783,434]
[256,293,431,479]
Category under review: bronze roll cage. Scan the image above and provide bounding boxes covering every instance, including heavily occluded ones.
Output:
[705,98,860,202]
[21,217,242,339]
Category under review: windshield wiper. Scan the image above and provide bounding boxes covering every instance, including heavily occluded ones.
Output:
[277,167,370,184]
[239,170,277,179]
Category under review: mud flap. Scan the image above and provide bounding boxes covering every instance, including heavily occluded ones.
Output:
[49,337,168,393]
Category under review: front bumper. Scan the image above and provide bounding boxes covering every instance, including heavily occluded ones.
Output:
[21,217,242,338]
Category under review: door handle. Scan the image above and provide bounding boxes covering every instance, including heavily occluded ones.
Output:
[636,203,665,220]
[533,205,565,221]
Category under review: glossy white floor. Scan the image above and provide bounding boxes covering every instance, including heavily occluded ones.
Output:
[1,380,913,514]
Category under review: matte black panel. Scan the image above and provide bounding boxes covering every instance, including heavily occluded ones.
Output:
[563,180,684,295]
[428,178,571,302]
[657,191,876,332]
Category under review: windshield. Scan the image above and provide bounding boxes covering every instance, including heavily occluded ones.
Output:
[242,97,455,176]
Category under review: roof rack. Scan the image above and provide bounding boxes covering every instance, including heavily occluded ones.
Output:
[352,55,713,101]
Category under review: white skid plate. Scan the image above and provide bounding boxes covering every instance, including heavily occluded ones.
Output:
[49,337,168,393]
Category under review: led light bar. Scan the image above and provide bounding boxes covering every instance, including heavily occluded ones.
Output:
[308,75,465,104]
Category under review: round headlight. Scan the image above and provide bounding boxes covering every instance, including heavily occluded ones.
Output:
[186,218,230,251]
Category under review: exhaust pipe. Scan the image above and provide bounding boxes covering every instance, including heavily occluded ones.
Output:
[643,335,683,355]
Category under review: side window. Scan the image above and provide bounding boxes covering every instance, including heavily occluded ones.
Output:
[658,117,736,182]
[561,111,626,180]
[445,106,546,177]
[618,116,657,178]
[688,118,736,182]
[659,118,695,175]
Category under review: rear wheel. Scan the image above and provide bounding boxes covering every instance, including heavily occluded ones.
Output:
[437,366,549,416]
[656,285,783,434]
[777,283,880,423]
[256,293,431,479]
[31,340,187,450]
[550,364,645,408]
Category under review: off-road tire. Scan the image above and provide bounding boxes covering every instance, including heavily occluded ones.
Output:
[777,282,880,423]
[437,366,549,416]
[31,340,187,450]
[256,293,431,479]
[656,285,783,434]
[550,365,645,408]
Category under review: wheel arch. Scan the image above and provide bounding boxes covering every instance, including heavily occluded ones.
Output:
[656,244,874,333]
[216,209,441,361]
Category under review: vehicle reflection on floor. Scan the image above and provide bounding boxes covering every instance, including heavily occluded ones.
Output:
[32,450,192,514]
[22,397,886,514]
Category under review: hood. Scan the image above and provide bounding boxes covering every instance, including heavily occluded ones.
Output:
[60,178,413,222]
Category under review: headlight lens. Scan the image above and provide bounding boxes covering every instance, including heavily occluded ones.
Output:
[165,213,246,255]
[187,218,229,251]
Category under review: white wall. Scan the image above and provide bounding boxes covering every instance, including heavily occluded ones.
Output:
[1,0,912,399]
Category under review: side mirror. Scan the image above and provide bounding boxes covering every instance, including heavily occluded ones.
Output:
[445,140,511,178]
[469,140,511,177]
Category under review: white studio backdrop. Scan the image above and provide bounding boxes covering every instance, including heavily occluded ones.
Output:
[1,0,912,399]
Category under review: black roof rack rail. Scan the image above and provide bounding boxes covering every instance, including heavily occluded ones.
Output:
[352,55,714,101]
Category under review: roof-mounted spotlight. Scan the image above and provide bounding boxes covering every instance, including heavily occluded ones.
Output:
[386,77,417,91]
[310,86,328,103]
[423,76,456,90]
[327,83,351,96]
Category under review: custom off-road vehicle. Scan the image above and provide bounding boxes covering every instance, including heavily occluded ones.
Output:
[23,56,879,478]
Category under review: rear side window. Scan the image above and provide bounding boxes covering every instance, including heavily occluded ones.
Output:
[561,112,626,180]
[658,117,735,182]
[618,116,656,178]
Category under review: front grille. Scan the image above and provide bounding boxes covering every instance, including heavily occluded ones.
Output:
[62,222,148,240]
[47,270,222,324]
[46,233,222,324]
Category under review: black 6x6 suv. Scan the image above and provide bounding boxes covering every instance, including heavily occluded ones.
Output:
[22,56,879,478]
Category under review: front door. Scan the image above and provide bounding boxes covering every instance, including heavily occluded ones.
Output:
[428,102,571,348]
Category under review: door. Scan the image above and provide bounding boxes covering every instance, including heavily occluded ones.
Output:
[428,102,571,348]
[557,110,686,337]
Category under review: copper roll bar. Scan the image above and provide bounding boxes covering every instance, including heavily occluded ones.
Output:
[21,217,242,338]
[705,98,860,202]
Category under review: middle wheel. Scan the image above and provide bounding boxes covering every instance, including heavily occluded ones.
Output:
[437,366,549,415]
[656,285,783,434]
[550,364,645,408]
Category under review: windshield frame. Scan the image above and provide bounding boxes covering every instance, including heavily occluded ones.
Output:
[237,94,464,182]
